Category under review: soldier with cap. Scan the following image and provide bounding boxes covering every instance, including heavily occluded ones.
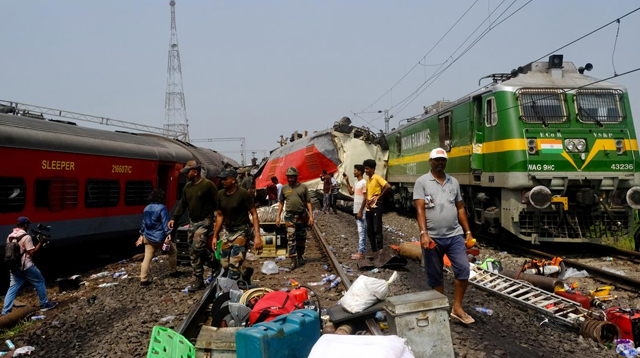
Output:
[212,168,263,282]
[276,167,314,269]
[2,217,57,315]
[168,160,219,290]
[414,148,475,325]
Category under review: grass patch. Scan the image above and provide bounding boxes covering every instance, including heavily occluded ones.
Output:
[603,235,637,251]
[0,319,32,340]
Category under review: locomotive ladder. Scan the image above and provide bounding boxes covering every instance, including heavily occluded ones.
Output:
[469,267,587,328]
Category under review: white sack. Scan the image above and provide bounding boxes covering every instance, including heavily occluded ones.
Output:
[308,334,414,358]
[339,271,398,314]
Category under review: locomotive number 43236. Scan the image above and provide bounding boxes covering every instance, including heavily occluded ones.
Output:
[611,163,634,170]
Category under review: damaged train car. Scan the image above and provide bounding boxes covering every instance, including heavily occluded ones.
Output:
[255,118,389,200]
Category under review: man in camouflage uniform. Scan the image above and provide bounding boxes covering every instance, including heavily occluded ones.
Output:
[276,167,314,269]
[168,160,218,290]
[212,169,262,282]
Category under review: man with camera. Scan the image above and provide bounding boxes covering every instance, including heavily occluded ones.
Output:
[2,217,57,315]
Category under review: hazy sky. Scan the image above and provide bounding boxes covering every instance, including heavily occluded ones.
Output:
[2,1,639,164]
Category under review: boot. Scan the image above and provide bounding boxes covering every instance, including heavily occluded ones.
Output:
[297,255,306,266]
[191,276,205,291]
[242,267,254,285]
[289,257,299,270]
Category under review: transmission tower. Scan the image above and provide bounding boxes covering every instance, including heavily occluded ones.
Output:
[164,0,189,141]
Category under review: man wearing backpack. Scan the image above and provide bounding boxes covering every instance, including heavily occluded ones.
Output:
[2,217,57,315]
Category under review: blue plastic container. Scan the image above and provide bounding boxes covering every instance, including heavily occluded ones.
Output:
[235,309,320,358]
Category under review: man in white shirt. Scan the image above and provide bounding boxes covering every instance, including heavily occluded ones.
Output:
[344,164,367,259]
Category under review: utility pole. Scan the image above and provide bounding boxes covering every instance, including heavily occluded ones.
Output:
[378,109,394,133]
[164,0,189,141]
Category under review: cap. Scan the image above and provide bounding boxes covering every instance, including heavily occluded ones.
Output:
[285,167,299,176]
[181,160,201,174]
[218,168,238,179]
[429,148,448,160]
[17,217,30,225]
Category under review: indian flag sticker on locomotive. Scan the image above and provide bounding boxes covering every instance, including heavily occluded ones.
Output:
[539,139,563,154]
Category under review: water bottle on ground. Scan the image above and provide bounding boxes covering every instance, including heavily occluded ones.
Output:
[321,274,337,283]
[324,277,341,291]
[474,307,493,315]
[31,315,46,320]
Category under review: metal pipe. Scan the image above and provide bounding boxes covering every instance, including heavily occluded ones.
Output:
[501,270,564,293]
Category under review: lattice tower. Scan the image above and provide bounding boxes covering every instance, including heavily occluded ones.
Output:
[164,0,189,141]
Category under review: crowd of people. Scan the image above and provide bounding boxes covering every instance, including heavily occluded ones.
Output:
[3,150,475,324]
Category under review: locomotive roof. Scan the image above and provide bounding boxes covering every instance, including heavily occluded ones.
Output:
[494,61,627,92]
[0,113,193,162]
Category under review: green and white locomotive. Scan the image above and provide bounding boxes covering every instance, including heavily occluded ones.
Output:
[387,55,640,243]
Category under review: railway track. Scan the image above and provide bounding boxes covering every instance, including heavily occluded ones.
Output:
[176,222,377,343]
[478,234,640,292]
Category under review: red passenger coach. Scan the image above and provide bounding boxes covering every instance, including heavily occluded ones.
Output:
[0,112,235,246]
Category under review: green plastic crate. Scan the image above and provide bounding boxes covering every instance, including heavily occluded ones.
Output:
[147,326,195,358]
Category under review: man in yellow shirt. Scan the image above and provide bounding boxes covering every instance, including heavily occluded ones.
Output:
[363,159,391,252]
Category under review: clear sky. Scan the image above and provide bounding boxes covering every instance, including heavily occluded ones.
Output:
[1,1,639,164]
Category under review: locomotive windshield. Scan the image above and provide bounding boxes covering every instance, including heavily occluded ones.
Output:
[575,89,625,124]
[517,88,568,124]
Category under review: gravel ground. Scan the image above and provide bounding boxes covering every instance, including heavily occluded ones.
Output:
[315,210,622,358]
[1,210,635,357]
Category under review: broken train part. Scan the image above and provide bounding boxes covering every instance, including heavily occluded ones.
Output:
[255,118,388,202]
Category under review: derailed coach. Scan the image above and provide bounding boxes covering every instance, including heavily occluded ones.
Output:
[0,111,238,247]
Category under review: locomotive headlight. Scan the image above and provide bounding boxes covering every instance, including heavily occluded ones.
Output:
[527,138,537,154]
[615,139,625,154]
[626,186,640,209]
[576,139,586,152]
[565,140,576,152]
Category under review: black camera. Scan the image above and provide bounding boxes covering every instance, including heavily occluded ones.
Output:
[31,224,52,246]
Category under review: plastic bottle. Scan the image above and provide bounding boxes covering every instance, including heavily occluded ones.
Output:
[326,277,341,290]
[370,268,380,274]
[89,271,110,279]
[321,274,337,283]
[182,285,191,293]
[112,270,126,279]
[5,340,14,350]
[31,315,46,320]
[523,265,560,275]
[474,307,493,316]
[98,283,118,288]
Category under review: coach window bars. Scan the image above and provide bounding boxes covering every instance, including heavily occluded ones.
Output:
[485,97,498,127]
[575,89,625,125]
[85,179,120,208]
[125,181,154,206]
[0,177,26,213]
[35,178,79,212]
[517,89,568,125]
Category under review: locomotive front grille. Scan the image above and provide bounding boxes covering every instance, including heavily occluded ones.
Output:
[518,209,630,240]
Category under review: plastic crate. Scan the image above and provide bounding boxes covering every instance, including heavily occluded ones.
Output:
[147,326,195,358]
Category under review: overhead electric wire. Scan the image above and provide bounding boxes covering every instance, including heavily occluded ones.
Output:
[391,0,531,118]
[356,0,480,115]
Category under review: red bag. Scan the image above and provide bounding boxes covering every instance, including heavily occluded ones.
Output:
[249,291,303,326]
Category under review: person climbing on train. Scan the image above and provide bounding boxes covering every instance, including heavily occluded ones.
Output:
[414,148,475,325]
[363,159,391,252]
[168,160,218,291]
[212,169,263,283]
[276,167,314,269]
[136,189,180,287]
[2,217,57,315]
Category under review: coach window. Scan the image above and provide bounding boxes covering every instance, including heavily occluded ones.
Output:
[439,113,452,151]
[85,179,120,208]
[35,178,79,211]
[125,180,154,206]
[0,177,26,213]
[485,97,498,127]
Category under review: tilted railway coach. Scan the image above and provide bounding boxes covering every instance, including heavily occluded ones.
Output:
[0,111,237,245]
[386,55,640,244]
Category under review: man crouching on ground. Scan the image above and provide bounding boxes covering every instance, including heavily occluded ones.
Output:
[414,148,475,325]
[212,169,262,283]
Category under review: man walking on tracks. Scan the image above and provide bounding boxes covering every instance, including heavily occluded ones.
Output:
[363,159,391,252]
[276,167,314,269]
[212,169,263,282]
[414,148,475,325]
[168,160,218,290]
[2,217,57,315]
